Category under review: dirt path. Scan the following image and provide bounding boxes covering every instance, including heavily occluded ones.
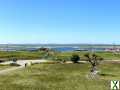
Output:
[0,59,120,75]
[0,66,24,74]
[0,59,48,74]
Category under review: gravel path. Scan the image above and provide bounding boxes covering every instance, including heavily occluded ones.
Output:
[0,59,120,75]
[0,59,48,74]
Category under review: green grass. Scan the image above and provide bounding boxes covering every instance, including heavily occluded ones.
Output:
[0,51,46,60]
[100,62,120,80]
[0,62,119,90]
[0,65,13,70]
[58,51,120,60]
[0,51,120,60]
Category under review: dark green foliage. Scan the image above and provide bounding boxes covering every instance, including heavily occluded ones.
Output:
[12,58,17,62]
[84,53,103,72]
[71,54,80,63]
[10,63,20,66]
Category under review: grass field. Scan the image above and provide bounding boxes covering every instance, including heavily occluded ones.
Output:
[0,62,118,90]
[0,51,120,60]
[0,51,46,60]
[0,65,13,70]
[55,51,120,60]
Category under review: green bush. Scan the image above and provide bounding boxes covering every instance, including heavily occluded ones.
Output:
[10,63,20,66]
[71,54,80,63]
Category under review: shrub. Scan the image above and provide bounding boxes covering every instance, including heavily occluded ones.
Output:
[10,63,20,66]
[71,54,80,63]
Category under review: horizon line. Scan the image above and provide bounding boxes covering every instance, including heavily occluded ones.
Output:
[0,43,119,45]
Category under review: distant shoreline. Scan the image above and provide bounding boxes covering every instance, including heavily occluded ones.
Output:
[0,43,119,46]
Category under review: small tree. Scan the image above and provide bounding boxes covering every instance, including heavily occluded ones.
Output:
[71,54,80,63]
[84,53,103,75]
[13,58,17,63]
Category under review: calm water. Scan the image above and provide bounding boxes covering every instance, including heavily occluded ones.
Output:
[0,44,116,52]
[52,47,106,52]
[52,47,79,52]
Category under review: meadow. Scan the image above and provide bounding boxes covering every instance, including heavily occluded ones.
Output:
[0,51,46,60]
[0,51,119,60]
[0,62,119,90]
[0,50,118,90]
[53,51,120,60]
[0,65,13,70]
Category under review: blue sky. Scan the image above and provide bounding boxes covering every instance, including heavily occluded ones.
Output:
[0,0,120,44]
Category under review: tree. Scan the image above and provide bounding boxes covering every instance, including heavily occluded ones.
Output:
[71,54,80,63]
[13,58,17,63]
[84,53,103,75]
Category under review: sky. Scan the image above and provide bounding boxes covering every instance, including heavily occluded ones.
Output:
[0,0,120,44]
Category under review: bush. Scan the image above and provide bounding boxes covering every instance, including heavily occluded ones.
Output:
[71,54,80,63]
[10,63,20,66]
